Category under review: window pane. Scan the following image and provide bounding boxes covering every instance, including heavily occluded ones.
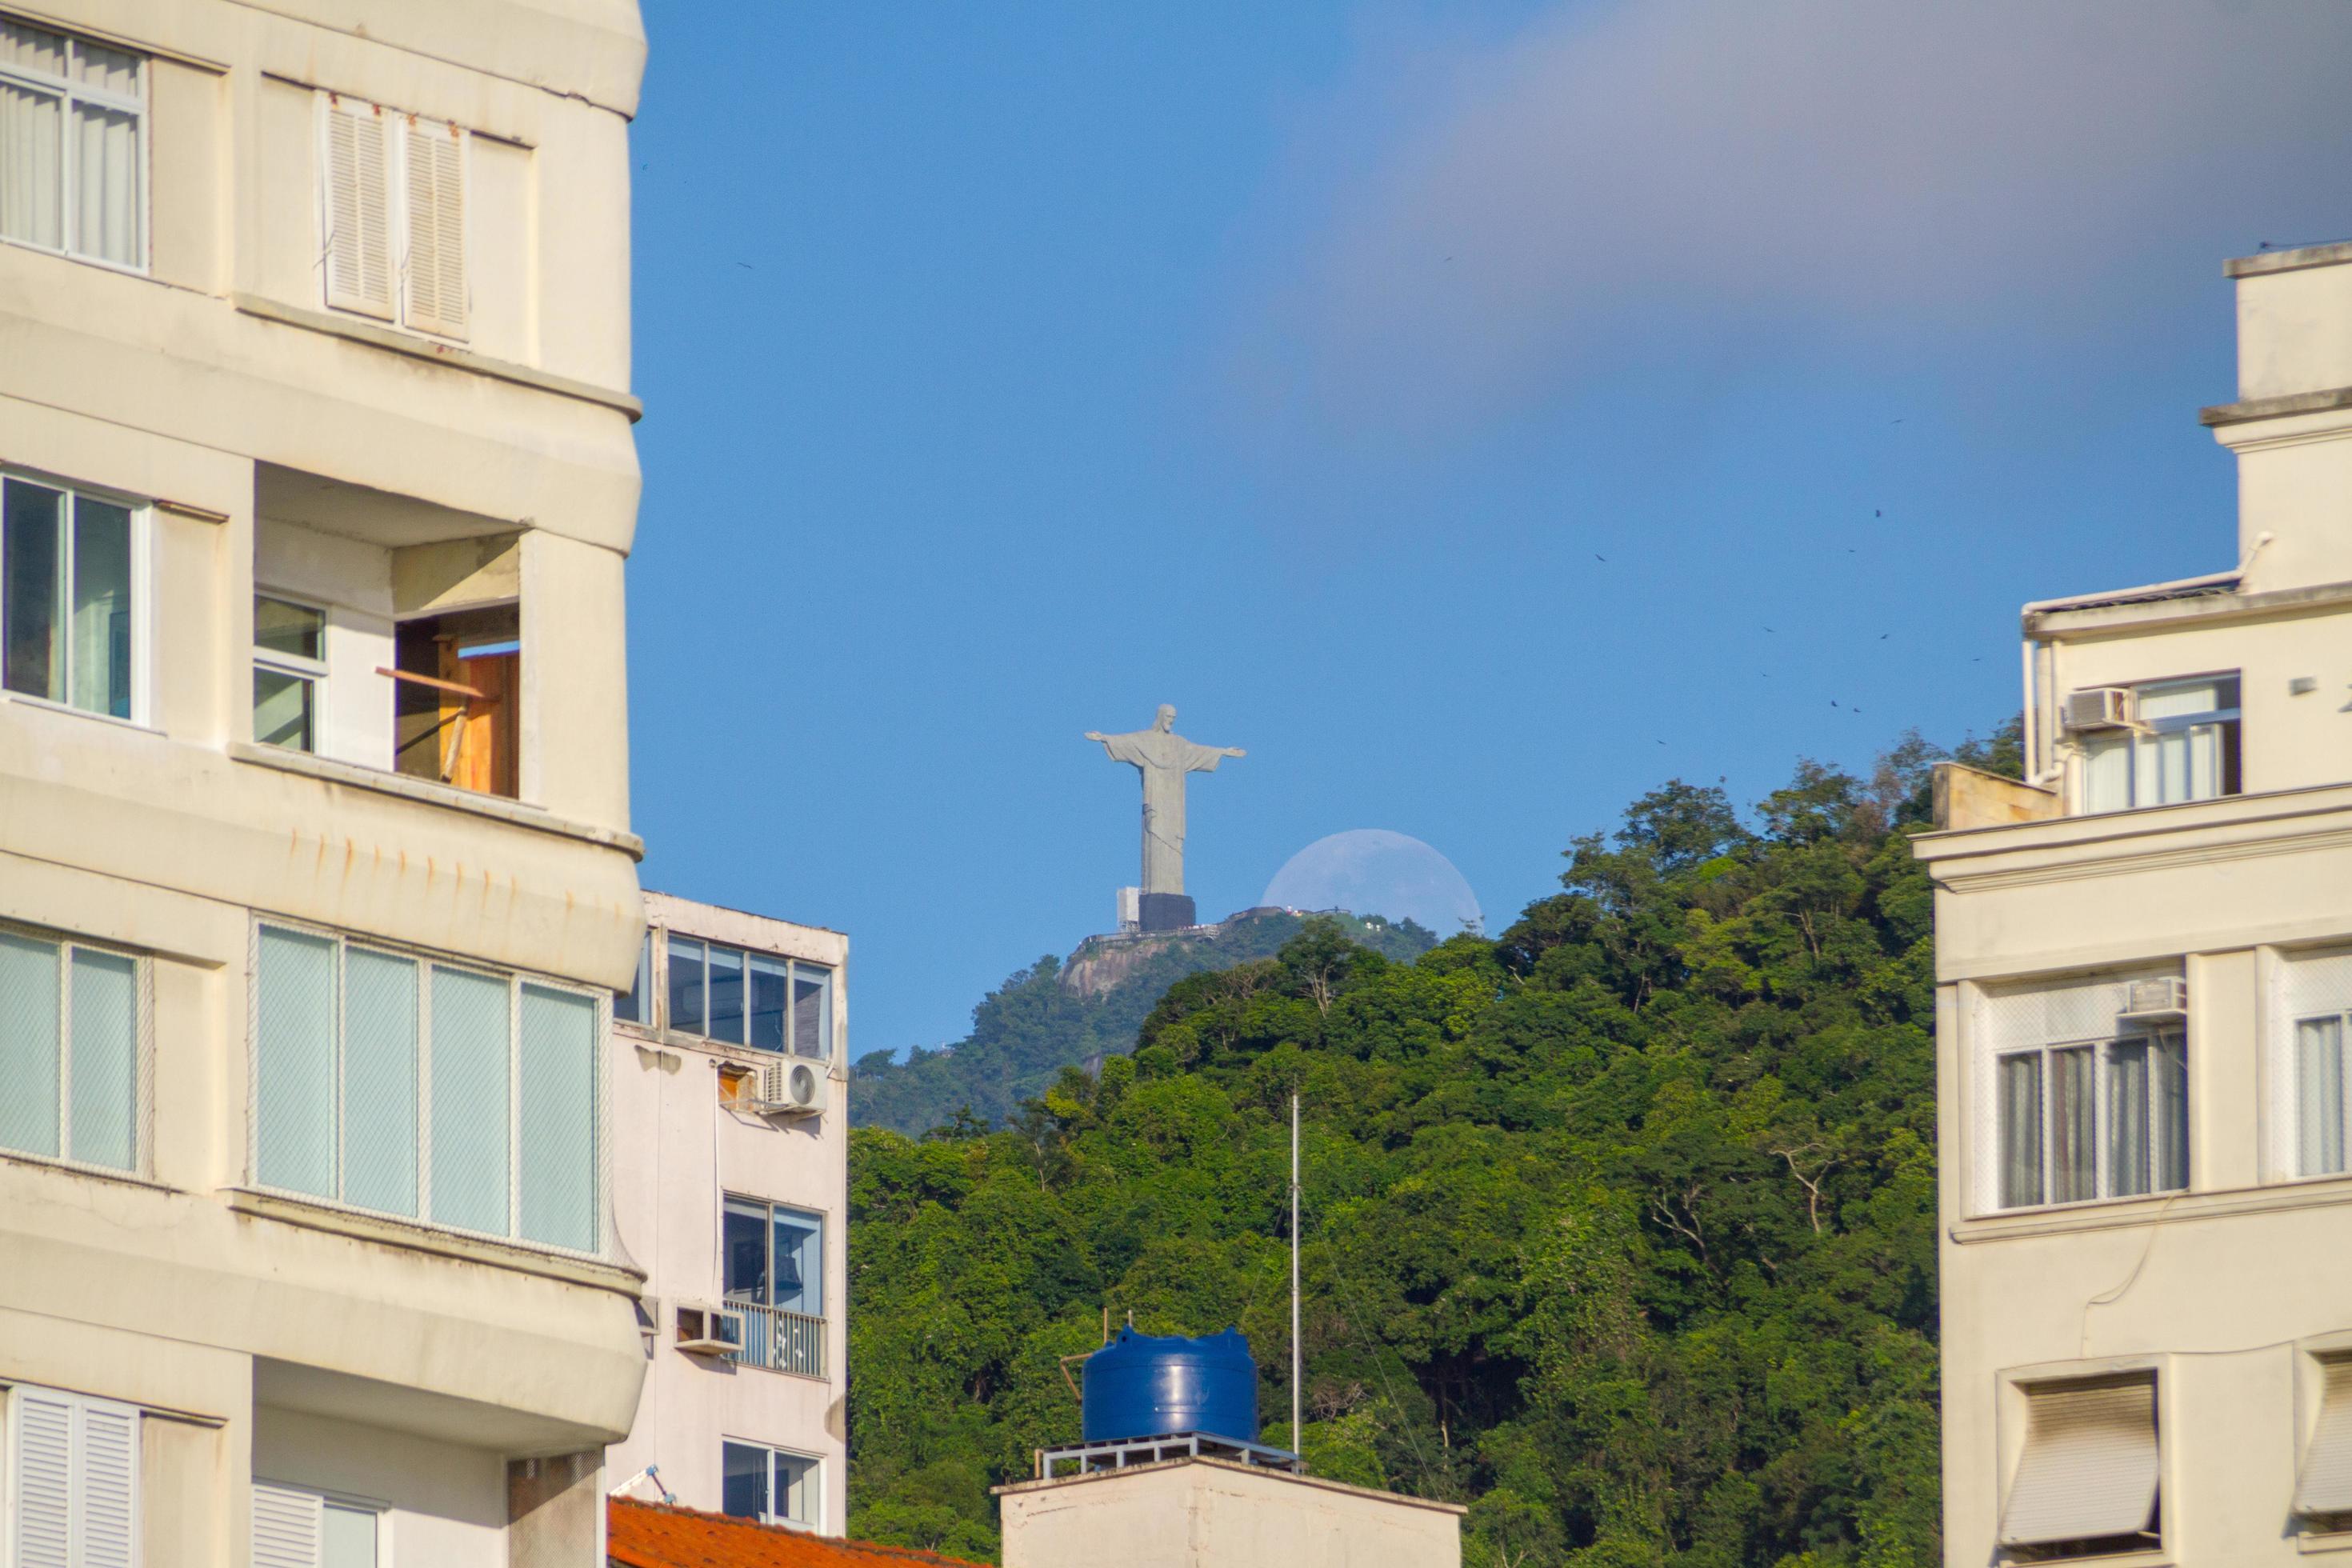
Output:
[70,498,130,717]
[1998,1052,2042,1208]
[777,1454,817,1525]
[774,1210,821,1317]
[0,81,62,250]
[2,478,63,701]
[2050,1046,2097,1203]
[2152,1032,2188,1192]
[430,966,510,1236]
[71,39,142,96]
[322,1502,378,1568]
[2137,678,2231,722]
[2299,1017,2346,1177]
[707,946,745,1046]
[721,1442,768,1520]
[614,934,650,1025]
[2081,735,2130,814]
[2106,1042,2150,1198]
[722,1197,768,1303]
[791,966,830,1060]
[255,926,338,1198]
[67,947,135,1170]
[253,668,315,751]
[748,955,788,1052]
[254,597,325,662]
[70,99,137,266]
[667,938,704,1034]
[343,949,418,1217]
[0,18,67,74]
[0,930,61,1158]
[518,985,598,1252]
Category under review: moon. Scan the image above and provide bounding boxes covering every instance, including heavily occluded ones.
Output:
[1260,830,1483,936]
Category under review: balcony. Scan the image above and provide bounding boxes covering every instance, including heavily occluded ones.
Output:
[729,1302,826,1380]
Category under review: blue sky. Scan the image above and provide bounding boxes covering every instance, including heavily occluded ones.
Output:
[626,0,2352,1062]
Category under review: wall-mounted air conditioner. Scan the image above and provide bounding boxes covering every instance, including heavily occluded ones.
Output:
[747,1058,828,1118]
[2062,687,2135,732]
[2118,976,2188,1023]
[674,1302,743,1355]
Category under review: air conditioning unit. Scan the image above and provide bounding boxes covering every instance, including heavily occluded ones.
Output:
[2062,687,2135,732]
[747,1058,829,1118]
[2118,976,2188,1022]
[674,1302,742,1356]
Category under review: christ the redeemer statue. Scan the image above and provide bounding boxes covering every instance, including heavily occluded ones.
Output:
[1085,705,1244,930]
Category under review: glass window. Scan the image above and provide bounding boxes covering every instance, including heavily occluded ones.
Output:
[0,925,139,1170]
[791,965,830,1059]
[724,1194,825,1318]
[2080,674,2241,813]
[613,934,650,1025]
[2,478,136,718]
[720,1440,818,1527]
[322,1502,379,1568]
[667,937,705,1035]
[253,597,326,754]
[707,945,745,1045]
[0,18,146,267]
[1995,1032,2187,1210]
[2299,1015,2347,1178]
[749,954,789,1051]
[1997,1052,2043,1208]
[723,1196,769,1304]
[252,923,605,1252]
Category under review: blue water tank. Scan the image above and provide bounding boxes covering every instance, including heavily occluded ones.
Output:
[1082,1327,1258,1444]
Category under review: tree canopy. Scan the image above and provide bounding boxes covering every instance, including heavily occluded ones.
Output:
[846,730,2014,1566]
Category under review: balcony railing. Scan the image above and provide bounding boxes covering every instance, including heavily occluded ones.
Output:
[728,1301,826,1379]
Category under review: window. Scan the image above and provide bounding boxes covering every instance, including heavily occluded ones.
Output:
[612,934,651,1026]
[250,922,605,1254]
[654,934,832,1058]
[390,605,516,797]
[2,473,135,719]
[723,1196,826,1377]
[2275,950,2352,1179]
[252,1482,382,1568]
[1999,1374,2160,1560]
[6,1383,139,1568]
[2081,675,2241,814]
[2300,1358,2352,1530]
[254,595,327,752]
[1978,974,2187,1212]
[720,1441,818,1529]
[0,925,142,1172]
[0,18,145,270]
[317,92,467,338]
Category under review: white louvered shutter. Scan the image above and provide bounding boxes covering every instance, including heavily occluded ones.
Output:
[401,118,467,339]
[252,1480,324,1568]
[73,1402,136,1568]
[1999,1378,2161,1547]
[10,1389,74,1568]
[322,96,394,320]
[2299,1360,2352,1518]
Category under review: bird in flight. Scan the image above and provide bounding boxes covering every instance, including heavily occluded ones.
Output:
[1594,554,1607,562]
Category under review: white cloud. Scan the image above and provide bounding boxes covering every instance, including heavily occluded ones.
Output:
[1229,0,2352,434]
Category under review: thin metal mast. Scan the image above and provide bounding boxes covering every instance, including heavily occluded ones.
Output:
[1290,1090,1302,1455]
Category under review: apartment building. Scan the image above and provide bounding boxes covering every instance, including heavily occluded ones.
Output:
[606,893,850,1534]
[1918,241,2352,1564]
[0,2,649,1564]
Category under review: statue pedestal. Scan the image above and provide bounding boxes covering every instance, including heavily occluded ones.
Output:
[1137,893,1196,933]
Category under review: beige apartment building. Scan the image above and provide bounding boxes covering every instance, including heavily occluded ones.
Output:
[0,1,650,1564]
[606,892,851,1534]
[1919,241,2352,1564]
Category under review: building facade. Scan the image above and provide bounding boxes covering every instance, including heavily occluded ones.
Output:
[606,893,851,1534]
[1919,242,2352,1564]
[0,1,649,1563]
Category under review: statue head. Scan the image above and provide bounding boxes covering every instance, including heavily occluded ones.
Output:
[1154,704,1176,732]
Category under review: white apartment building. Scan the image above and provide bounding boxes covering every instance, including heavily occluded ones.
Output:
[1919,241,2352,1565]
[606,892,850,1534]
[0,1,650,1564]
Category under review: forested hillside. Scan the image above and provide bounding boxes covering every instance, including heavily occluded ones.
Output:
[847,732,2014,1566]
[851,910,1434,1135]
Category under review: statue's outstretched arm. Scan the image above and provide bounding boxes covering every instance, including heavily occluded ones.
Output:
[1222,746,1247,758]
[1084,731,1107,742]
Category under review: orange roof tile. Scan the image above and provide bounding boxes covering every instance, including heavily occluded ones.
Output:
[608,1498,990,1568]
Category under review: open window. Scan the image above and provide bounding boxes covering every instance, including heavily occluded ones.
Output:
[2000,1374,2161,1560]
[392,602,518,797]
[2079,674,2241,814]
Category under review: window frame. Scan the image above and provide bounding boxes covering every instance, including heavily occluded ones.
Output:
[626,927,835,1061]
[2078,672,2242,814]
[0,15,150,274]
[2271,948,2352,1183]
[718,1438,820,1530]
[1992,1029,2187,1212]
[0,466,150,726]
[1997,1369,2165,1562]
[721,1192,826,1319]
[4,1380,142,1565]
[312,89,470,341]
[245,917,612,1261]
[252,1477,390,1568]
[0,917,150,1177]
[252,591,330,754]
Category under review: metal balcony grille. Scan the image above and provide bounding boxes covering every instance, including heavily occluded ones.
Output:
[730,1302,826,1380]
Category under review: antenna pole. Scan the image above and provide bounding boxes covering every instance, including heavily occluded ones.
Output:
[1290,1090,1302,1454]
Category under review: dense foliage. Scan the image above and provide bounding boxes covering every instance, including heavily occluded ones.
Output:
[852,910,1434,1135]
[847,732,2015,1566]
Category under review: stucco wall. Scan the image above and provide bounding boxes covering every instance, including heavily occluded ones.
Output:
[997,1461,1463,1568]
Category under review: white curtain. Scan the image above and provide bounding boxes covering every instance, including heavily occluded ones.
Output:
[74,99,137,265]
[0,80,62,250]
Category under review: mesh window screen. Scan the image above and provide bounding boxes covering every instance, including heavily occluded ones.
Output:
[0,930,61,1158]
[429,966,510,1237]
[68,947,136,1170]
[343,948,419,1217]
[1974,970,2174,1214]
[256,926,338,1198]
[518,984,598,1253]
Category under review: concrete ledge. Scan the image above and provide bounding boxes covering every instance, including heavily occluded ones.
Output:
[1950,1173,2352,1245]
[2200,383,2352,428]
[224,1187,644,1294]
[227,741,644,858]
[2225,241,2352,278]
[232,293,644,422]
[993,1455,1467,1514]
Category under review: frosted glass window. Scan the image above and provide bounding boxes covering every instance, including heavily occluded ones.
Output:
[0,19,143,266]
[518,984,598,1252]
[68,947,136,1171]
[430,966,510,1237]
[342,948,418,1217]
[0,929,138,1170]
[255,926,338,1198]
[0,930,62,1158]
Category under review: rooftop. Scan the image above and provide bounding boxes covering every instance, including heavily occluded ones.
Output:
[608,1501,987,1568]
